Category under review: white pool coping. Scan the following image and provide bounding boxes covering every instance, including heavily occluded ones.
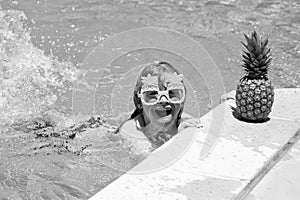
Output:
[245,130,300,200]
[89,88,300,200]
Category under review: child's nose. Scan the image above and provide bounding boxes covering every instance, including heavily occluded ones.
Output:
[159,95,169,102]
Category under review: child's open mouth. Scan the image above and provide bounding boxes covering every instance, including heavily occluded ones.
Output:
[154,105,173,117]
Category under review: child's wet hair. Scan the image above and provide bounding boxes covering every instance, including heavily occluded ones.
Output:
[135,61,181,90]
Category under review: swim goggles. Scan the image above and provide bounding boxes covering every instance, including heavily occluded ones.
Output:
[138,85,186,105]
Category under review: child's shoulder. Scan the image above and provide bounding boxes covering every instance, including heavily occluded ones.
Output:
[119,118,152,154]
[119,118,146,139]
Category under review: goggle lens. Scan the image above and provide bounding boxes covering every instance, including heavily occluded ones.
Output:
[142,91,159,104]
[168,88,183,101]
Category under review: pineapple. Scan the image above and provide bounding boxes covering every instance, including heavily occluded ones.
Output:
[236,31,274,121]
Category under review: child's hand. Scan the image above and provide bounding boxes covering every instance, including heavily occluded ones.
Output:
[178,118,202,132]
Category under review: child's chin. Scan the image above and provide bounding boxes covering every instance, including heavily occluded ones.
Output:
[155,114,174,125]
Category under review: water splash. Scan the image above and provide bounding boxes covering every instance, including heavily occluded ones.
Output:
[0,9,78,128]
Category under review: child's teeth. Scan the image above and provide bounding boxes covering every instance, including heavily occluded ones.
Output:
[165,105,172,109]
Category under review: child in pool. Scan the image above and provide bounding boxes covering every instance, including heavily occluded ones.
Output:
[115,61,201,154]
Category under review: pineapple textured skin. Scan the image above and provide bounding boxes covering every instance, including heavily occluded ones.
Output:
[236,78,274,121]
[236,31,274,121]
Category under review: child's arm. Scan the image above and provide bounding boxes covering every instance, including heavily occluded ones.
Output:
[178,112,202,132]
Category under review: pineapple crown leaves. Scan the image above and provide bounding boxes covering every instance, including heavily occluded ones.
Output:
[241,31,272,79]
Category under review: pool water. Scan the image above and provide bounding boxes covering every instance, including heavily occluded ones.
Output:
[0,0,300,199]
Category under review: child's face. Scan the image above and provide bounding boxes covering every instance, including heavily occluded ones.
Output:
[139,73,185,127]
